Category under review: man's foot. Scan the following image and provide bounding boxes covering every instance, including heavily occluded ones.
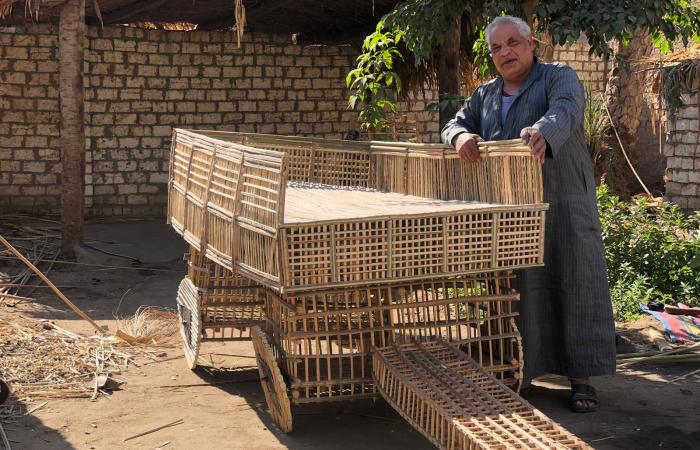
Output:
[569,378,598,413]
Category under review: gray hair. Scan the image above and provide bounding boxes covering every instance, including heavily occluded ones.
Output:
[485,16,531,49]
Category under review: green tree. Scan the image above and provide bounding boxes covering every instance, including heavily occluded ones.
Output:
[347,0,700,137]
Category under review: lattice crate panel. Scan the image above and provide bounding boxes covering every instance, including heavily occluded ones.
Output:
[386,274,522,387]
[235,227,281,287]
[310,149,371,187]
[265,288,389,403]
[405,153,449,200]
[282,223,333,287]
[390,216,445,279]
[182,144,215,249]
[333,221,390,283]
[233,150,285,285]
[264,272,522,402]
[374,341,591,450]
[444,212,493,273]
[203,149,243,270]
[187,248,265,341]
[444,157,490,203]
[282,207,546,291]
[238,140,372,188]
[496,209,546,268]
[485,155,543,205]
[168,141,194,233]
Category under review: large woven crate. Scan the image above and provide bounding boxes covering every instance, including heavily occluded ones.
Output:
[168,130,547,293]
[264,272,522,403]
[374,340,591,450]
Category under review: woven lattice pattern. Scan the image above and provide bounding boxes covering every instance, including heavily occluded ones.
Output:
[187,248,266,341]
[168,130,547,292]
[281,206,545,290]
[374,340,592,450]
[265,272,522,403]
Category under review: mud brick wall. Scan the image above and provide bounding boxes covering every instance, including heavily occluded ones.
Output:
[664,90,700,210]
[0,24,438,217]
[0,26,61,212]
[552,42,611,92]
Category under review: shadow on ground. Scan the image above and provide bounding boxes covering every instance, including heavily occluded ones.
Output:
[2,398,74,450]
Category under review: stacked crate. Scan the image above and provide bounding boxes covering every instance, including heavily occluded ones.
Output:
[168,130,593,449]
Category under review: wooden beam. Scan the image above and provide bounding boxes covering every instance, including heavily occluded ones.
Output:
[59,0,85,259]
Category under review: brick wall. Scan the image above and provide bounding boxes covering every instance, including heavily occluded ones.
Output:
[664,89,700,210]
[552,42,611,92]
[0,24,438,217]
[0,26,61,212]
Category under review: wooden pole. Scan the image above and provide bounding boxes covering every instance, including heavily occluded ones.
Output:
[437,17,461,129]
[59,0,86,259]
[0,233,105,334]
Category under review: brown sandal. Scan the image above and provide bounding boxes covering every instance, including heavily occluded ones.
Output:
[569,383,598,413]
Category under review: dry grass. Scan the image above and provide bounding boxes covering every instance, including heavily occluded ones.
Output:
[115,306,179,347]
[0,317,133,401]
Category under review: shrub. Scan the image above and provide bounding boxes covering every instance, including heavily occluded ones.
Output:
[597,185,700,320]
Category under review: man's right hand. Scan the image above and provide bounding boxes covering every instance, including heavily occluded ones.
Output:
[452,133,483,163]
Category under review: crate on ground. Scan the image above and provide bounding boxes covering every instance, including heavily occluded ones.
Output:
[373,340,592,450]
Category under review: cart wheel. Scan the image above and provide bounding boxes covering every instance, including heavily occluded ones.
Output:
[251,326,292,433]
[176,278,202,370]
[0,378,10,405]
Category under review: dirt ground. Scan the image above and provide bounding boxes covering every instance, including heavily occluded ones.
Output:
[1,222,699,450]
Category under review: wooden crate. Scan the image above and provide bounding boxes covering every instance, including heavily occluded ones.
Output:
[168,130,547,293]
[264,272,522,403]
[374,340,592,450]
[176,247,265,368]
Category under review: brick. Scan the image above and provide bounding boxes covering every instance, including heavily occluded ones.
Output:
[125,52,147,64]
[127,195,148,205]
[5,47,28,59]
[179,67,199,78]
[141,138,162,148]
[159,42,181,53]
[3,72,26,84]
[136,42,159,53]
[13,60,37,72]
[223,67,243,78]
[148,54,170,65]
[202,67,222,78]
[172,54,192,66]
[181,42,201,53]
[117,184,138,195]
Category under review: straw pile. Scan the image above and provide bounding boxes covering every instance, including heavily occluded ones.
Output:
[115,306,179,347]
[0,215,61,306]
[0,317,132,401]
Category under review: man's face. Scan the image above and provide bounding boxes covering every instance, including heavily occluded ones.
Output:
[489,24,535,83]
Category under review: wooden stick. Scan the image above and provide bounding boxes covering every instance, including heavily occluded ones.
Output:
[123,419,184,442]
[0,234,104,334]
[668,367,700,383]
[0,421,10,450]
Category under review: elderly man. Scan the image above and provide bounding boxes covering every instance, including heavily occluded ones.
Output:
[442,16,615,413]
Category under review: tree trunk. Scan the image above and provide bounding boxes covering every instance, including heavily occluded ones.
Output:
[59,0,86,259]
[437,18,461,128]
[603,28,653,197]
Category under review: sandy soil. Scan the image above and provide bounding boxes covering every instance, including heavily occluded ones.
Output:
[1,222,699,450]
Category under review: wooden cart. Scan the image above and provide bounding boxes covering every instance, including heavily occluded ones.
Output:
[168,130,591,449]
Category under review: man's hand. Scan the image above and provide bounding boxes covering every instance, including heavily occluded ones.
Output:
[520,127,546,163]
[453,133,483,163]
